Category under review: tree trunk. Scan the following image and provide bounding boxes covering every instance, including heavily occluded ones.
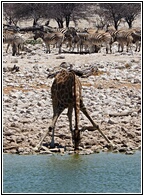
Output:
[125,18,133,29]
[114,21,118,30]
[33,18,39,27]
[65,15,70,27]
[9,17,12,25]
[127,21,133,28]
[56,18,64,28]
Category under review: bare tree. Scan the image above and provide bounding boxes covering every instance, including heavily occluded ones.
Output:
[122,3,141,28]
[3,3,48,27]
[43,3,90,28]
[3,3,100,28]
[51,4,65,28]
[98,3,124,30]
[14,3,45,26]
[3,3,19,25]
[98,3,141,30]
[60,3,78,27]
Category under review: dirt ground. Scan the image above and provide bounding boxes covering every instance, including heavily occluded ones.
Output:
[3,15,141,155]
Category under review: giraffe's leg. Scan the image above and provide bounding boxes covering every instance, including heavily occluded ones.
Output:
[49,113,60,148]
[67,106,75,146]
[68,105,81,150]
[80,100,112,145]
[67,106,73,134]
[34,108,63,150]
[49,106,66,148]
[34,113,59,149]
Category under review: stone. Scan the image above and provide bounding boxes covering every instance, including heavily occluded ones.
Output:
[49,148,60,152]
[39,151,53,154]
[118,147,127,153]
[59,148,65,153]
[125,151,135,155]
[56,56,65,59]
[11,58,18,63]
[108,119,117,124]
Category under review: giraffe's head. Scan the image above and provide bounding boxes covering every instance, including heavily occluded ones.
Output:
[72,129,81,150]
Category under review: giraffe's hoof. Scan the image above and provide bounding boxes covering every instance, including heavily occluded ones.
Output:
[50,143,55,148]
[49,126,53,131]
[74,149,79,153]
[33,146,40,151]
[106,143,115,151]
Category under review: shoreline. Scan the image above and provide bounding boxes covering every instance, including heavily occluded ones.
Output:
[3,148,141,156]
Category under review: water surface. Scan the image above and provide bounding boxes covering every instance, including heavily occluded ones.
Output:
[3,151,141,193]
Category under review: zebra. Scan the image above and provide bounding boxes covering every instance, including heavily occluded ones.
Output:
[113,29,134,52]
[73,32,90,53]
[69,28,96,53]
[131,31,141,52]
[33,30,64,54]
[3,31,15,53]
[3,31,25,56]
[69,32,102,54]
[72,28,112,53]
[106,25,141,52]
[42,26,77,51]
[82,31,113,54]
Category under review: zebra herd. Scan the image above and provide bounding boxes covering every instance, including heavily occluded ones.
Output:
[3,25,141,56]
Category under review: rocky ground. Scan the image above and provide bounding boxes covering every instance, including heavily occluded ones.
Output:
[3,42,141,155]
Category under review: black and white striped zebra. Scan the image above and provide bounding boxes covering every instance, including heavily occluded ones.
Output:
[33,30,64,54]
[106,25,141,52]
[3,31,25,56]
[42,26,77,51]
[73,32,89,53]
[131,30,141,52]
[114,29,134,52]
[79,31,113,54]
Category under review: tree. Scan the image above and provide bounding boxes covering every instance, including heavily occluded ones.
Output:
[60,3,78,27]
[3,3,48,26]
[3,3,19,25]
[13,3,45,26]
[98,3,141,30]
[99,3,124,30]
[5,3,140,30]
[122,3,141,28]
[3,3,98,28]
[50,4,65,28]
[43,3,90,28]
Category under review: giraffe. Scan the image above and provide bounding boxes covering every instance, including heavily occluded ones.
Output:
[35,69,112,151]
